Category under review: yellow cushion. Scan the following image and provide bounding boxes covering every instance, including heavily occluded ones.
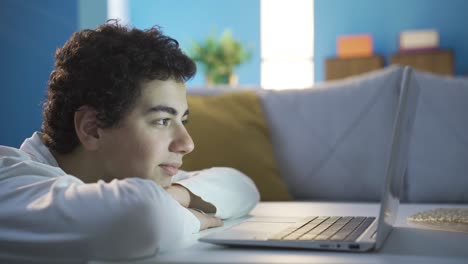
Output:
[182,91,292,201]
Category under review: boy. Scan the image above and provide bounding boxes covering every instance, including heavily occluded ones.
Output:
[0,21,259,262]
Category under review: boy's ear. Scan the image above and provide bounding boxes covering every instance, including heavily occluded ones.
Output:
[74,106,100,151]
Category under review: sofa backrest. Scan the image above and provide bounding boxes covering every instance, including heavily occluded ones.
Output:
[186,67,468,203]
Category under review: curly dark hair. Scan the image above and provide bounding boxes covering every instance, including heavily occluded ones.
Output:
[41,21,196,154]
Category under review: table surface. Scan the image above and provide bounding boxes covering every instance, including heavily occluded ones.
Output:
[93,202,468,264]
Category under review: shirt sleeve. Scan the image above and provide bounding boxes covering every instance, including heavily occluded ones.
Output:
[0,154,200,261]
[172,167,260,219]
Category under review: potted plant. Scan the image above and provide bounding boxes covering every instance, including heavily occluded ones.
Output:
[189,30,252,86]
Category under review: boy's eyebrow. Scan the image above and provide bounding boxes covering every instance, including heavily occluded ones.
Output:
[145,105,189,116]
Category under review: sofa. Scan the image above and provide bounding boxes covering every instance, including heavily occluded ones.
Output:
[181,66,468,204]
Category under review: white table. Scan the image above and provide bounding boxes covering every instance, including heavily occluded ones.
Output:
[95,202,468,264]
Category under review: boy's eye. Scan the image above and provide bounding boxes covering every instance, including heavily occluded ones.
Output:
[154,119,171,126]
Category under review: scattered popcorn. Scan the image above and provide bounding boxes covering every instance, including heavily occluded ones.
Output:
[408,208,468,224]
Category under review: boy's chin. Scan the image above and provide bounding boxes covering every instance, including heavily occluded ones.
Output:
[143,174,171,187]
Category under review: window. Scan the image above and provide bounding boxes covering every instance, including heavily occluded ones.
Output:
[261,0,314,89]
[107,0,130,25]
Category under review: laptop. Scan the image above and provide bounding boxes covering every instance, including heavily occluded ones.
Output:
[199,66,420,252]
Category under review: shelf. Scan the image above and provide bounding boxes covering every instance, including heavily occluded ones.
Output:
[325,55,384,81]
[390,49,454,76]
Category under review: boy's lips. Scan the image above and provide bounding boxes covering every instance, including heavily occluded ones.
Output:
[159,163,181,176]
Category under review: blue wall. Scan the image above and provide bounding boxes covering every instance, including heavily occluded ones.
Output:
[315,0,468,82]
[78,0,107,29]
[2,0,467,147]
[0,0,78,147]
[130,0,260,88]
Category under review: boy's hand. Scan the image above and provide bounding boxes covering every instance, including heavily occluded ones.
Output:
[189,209,223,231]
[165,184,190,208]
[166,184,217,214]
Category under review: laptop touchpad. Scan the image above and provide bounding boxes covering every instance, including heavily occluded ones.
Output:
[219,221,294,240]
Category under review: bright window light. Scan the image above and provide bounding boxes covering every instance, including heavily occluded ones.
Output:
[261,59,314,90]
[107,0,130,25]
[261,0,314,89]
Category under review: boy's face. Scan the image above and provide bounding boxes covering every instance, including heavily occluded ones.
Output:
[96,79,194,188]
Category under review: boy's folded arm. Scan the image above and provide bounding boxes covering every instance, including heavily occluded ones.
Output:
[0,175,199,260]
[173,167,261,219]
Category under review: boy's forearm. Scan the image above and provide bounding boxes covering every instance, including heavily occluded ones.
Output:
[188,189,217,214]
[167,184,217,214]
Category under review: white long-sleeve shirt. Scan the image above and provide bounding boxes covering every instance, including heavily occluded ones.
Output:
[0,132,260,262]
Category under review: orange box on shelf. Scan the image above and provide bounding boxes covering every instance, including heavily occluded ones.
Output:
[337,34,373,58]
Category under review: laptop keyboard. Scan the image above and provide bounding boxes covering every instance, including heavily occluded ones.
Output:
[270,216,375,241]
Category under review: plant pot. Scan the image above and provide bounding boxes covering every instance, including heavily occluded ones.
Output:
[229,74,238,87]
[205,73,238,87]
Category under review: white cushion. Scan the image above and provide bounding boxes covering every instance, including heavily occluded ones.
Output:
[259,66,404,201]
[407,71,468,203]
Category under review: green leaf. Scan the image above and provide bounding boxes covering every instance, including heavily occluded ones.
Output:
[188,29,253,84]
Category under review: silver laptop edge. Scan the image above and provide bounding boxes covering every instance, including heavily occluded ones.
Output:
[375,66,420,249]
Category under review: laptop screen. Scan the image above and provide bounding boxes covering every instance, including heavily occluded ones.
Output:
[376,66,421,249]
